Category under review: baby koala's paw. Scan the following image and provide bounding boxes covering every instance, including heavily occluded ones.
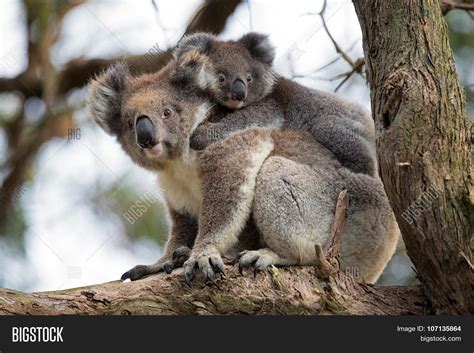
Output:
[189,124,210,150]
[183,247,225,287]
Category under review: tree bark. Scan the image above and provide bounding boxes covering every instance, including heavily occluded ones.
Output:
[0,267,425,315]
[353,0,473,314]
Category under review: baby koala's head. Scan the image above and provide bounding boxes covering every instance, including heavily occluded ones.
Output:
[173,32,276,110]
[86,60,211,171]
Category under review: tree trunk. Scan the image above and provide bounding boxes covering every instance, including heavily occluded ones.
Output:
[353,0,473,314]
[0,266,424,315]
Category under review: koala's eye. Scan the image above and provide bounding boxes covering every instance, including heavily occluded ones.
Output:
[162,108,172,119]
[127,120,133,129]
[246,74,253,83]
[218,74,226,83]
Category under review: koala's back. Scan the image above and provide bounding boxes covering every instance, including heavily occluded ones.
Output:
[270,128,342,172]
[271,78,375,143]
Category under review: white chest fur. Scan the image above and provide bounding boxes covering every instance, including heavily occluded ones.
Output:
[158,152,202,217]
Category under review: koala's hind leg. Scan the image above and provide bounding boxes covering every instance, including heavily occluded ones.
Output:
[335,170,399,284]
[121,208,197,281]
[183,128,274,284]
[246,156,339,272]
[237,248,295,275]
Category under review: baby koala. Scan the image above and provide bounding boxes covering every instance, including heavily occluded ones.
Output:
[174,32,378,177]
[87,52,398,285]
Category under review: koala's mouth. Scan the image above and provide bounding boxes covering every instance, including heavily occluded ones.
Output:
[224,99,244,110]
[142,142,164,157]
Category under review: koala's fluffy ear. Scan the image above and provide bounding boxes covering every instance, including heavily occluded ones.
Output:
[239,32,275,65]
[87,62,131,135]
[173,32,216,60]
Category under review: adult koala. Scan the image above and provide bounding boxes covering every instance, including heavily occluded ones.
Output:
[87,52,398,285]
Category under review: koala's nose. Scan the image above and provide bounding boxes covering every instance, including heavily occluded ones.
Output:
[231,79,247,101]
[136,115,156,148]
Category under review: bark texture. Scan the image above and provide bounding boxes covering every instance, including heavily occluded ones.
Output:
[353,0,473,314]
[0,266,425,315]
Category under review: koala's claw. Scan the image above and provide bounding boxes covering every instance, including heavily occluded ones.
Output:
[214,263,226,277]
[163,262,174,274]
[236,250,257,276]
[207,275,221,290]
[209,256,226,276]
[238,261,245,276]
[184,264,196,287]
[183,248,225,287]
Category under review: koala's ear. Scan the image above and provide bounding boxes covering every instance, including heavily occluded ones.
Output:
[87,62,131,135]
[171,48,215,89]
[173,32,216,60]
[239,32,275,65]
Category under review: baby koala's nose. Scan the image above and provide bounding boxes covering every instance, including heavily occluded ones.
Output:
[136,115,157,148]
[231,79,247,101]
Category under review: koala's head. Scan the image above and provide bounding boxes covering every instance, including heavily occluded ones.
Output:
[87,61,210,171]
[173,32,276,110]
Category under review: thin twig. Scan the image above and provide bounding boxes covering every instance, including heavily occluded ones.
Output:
[440,0,474,14]
[314,190,349,279]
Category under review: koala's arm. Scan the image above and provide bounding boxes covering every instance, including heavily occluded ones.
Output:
[309,117,378,176]
[121,207,197,281]
[160,207,197,260]
[183,128,274,283]
[296,89,377,176]
[190,99,283,150]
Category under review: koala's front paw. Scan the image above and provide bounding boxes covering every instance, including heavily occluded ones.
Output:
[120,264,164,281]
[121,247,192,281]
[183,247,225,287]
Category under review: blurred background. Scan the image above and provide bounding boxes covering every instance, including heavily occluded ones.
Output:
[0,0,472,292]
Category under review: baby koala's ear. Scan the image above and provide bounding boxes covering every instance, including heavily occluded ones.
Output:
[239,32,275,65]
[173,32,216,60]
[87,62,131,136]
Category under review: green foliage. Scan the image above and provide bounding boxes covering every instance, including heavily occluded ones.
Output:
[1,203,27,252]
[95,177,169,246]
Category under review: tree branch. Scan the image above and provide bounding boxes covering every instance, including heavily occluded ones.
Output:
[0,267,425,315]
[0,0,243,98]
[440,0,474,13]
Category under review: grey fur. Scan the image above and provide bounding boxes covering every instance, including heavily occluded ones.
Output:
[86,62,131,136]
[172,33,217,61]
[192,128,398,283]
[175,32,378,176]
